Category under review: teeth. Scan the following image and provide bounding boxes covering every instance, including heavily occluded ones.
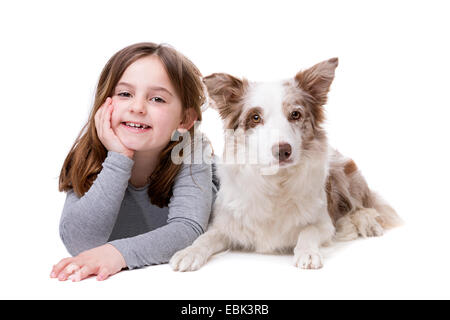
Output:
[125,122,149,129]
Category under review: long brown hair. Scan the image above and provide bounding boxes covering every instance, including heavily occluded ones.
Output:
[59,42,206,207]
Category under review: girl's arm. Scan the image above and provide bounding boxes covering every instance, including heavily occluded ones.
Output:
[59,151,134,256]
[107,160,215,269]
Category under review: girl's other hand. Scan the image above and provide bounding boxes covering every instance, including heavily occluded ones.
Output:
[50,244,127,282]
[94,97,134,159]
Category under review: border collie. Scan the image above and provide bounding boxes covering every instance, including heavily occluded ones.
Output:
[170,57,402,271]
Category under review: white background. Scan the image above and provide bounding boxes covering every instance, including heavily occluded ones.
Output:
[1,0,449,299]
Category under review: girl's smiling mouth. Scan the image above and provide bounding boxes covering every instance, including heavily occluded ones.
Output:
[121,122,152,133]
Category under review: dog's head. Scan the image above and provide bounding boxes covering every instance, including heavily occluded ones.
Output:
[204,58,338,172]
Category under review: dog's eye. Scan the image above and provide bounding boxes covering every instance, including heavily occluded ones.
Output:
[252,114,261,123]
[290,111,302,120]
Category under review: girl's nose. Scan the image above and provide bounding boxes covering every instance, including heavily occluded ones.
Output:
[129,98,147,114]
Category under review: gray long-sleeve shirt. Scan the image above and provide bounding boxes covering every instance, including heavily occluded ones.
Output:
[59,146,219,269]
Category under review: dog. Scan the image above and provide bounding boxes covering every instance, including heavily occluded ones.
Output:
[170,57,402,271]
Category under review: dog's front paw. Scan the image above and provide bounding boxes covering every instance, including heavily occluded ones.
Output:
[170,246,208,272]
[293,250,323,270]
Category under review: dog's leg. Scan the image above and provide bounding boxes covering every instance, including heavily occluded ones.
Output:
[170,227,230,272]
[335,208,385,241]
[293,218,334,269]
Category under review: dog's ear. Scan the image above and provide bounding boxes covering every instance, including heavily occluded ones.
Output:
[295,57,338,106]
[203,73,248,120]
[202,73,248,129]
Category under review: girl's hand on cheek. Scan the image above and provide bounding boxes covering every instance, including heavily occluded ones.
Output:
[94,97,135,159]
[50,244,127,282]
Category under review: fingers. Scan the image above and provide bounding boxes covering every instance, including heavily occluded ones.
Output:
[71,265,92,282]
[57,262,79,281]
[69,266,111,282]
[50,257,73,279]
[51,244,123,282]
[51,261,113,282]
[94,97,112,140]
[95,98,133,158]
[51,260,99,282]
[102,98,114,136]
[95,97,118,152]
[96,267,111,281]
[66,263,80,274]
[101,97,112,126]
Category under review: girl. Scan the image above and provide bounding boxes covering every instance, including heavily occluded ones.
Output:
[50,42,218,282]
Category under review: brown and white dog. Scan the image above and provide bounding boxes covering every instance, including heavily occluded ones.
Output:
[170,57,402,271]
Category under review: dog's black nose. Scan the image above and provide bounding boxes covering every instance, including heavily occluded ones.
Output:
[272,143,292,162]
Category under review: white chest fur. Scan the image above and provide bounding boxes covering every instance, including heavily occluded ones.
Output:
[211,159,329,253]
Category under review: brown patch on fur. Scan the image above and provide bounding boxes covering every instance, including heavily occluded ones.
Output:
[344,159,358,175]
[281,100,304,124]
[281,80,328,155]
[325,174,353,226]
[282,81,317,118]
[203,73,248,130]
[325,149,387,228]
[242,107,264,131]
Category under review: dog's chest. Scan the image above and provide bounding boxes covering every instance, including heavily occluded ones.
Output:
[215,164,327,253]
[224,192,321,253]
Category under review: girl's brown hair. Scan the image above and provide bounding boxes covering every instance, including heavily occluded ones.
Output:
[59,42,206,207]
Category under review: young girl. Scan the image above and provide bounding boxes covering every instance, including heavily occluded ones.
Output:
[50,42,219,282]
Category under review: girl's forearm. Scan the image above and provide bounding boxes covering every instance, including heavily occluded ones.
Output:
[59,151,134,255]
[108,218,204,269]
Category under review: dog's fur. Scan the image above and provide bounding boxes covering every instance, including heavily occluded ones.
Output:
[170,58,402,271]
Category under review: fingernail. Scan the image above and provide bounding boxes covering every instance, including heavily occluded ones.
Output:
[50,271,56,278]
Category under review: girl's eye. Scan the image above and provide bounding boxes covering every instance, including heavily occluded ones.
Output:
[151,97,166,103]
[118,92,131,98]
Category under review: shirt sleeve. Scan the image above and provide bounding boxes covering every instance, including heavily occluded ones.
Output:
[59,151,134,256]
[108,161,214,269]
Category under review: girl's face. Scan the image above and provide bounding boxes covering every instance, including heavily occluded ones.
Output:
[110,55,186,153]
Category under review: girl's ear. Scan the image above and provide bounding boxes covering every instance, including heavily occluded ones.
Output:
[177,108,198,133]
